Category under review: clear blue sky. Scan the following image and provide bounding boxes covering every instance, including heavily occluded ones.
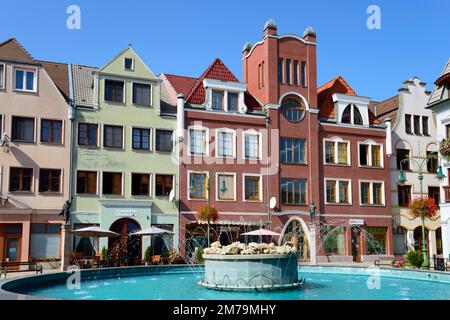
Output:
[1,0,449,101]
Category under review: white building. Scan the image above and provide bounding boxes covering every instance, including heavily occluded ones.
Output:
[371,77,442,257]
[427,59,450,260]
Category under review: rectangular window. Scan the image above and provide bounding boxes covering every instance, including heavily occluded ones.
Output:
[413,115,421,134]
[322,226,345,255]
[278,58,283,84]
[30,224,61,260]
[359,144,368,166]
[324,141,335,164]
[293,60,299,86]
[339,181,350,204]
[131,173,150,196]
[285,59,291,85]
[228,92,239,112]
[427,151,438,173]
[366,227,387,255]
[372,183,383,205]
[281,178,306,205]
[103,125,123,148]
[422,116,429,136]
[244,133,260,159]
[301,62,307,87]
[337,142,348,164]
[132,128,151,150]
[326,180,336,203]
[104,80,124,102]
[212,90,224,110]
[189,173,207,200]
[398,185,411,207]
[359,144,382,167]
[325,179,350,204]
[102,172,122,195]
[14,68,35,91]
[9,167,33,192]
[78,123,98,146]
[11,116,34,142]
[76,171,97,194]
[360,182,370,205]
[396,149,410,170]
[428,186,440,206]
[124,58,134,70]
[0,64,4,89]
[447,124,450,138]
[41,119,62,143]
[190,129,207,155]
[371,145,381,167]
[244,175,261,201]
[280,138,306,164]
[325,140,349,165]
[217,131,234,157]
[217,174,235,201]
[405,114,412,134]
[258,62,264,88]
[361,181,384,205]
[155,175,173,197]
[39,169,61,193]
[132,83,151,106]
[156,129,173,152]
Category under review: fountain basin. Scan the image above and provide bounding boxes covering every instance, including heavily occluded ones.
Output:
[200,253,301,291]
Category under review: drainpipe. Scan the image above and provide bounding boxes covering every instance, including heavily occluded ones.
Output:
[176,94,185,251]
[176,94,185,141]
[67,63,75,200]
[384,118,392,157]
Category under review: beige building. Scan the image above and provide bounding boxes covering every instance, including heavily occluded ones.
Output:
[0,38,70,265]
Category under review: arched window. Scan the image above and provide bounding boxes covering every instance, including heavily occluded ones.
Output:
[353,106,363,125]
[281,98,305,123]
[341,105,351,124]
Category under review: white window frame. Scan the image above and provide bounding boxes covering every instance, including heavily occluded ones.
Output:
[215,128,236,159]
[154,127,174,153]
[12,66,38,93]
[323,137,351,165]
[77,122,100,147]
[101,171,124,196]
[131,81,152,107]
[188,125,209,156]
[154,173,175,198]
[243,129,263,160]
[359,180,385,206]
[37,168,63,194]
[124,57,134,71]
[242,173,263,202]
[102,124,125,150]
[215,172,237,202]
[131,126,152,151]
[11,115,37,143]
[75,170,99,196]
[324,178,352,205]
[39,118,65,145]
[358,140,384,168]
[130,172,152,197]
[0,63,5,90]
[103,77,125,104]
[187,170,209,201]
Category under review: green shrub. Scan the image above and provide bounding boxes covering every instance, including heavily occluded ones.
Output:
[194,247,204,264]
[406,250,424,268]
[101,247,109,263]
[144,246,153,263]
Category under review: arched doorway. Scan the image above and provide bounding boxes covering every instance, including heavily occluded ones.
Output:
[279,217,310,262]
[109,218,142,266]
[413,226,429,252]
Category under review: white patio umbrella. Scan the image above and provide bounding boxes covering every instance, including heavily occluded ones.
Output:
[71,226,120,238]
[241,229,281,237]
[129,227,175,236]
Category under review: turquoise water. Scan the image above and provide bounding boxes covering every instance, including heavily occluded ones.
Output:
[12,268,450,300]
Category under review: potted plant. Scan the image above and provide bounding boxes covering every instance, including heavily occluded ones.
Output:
[194,247,204,264]
[144,246,153,266]
[196,205,219,246]
[405,250,424,268]
[409,196,438,220]
[101,246,109,266]
[439,138,450,161]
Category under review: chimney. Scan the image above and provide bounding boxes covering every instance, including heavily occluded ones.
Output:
[303,26,316,42]
[263,18,277,36]
[176,94,185,141]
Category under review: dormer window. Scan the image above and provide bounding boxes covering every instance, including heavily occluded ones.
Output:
[14,67,37,92]
[212,90,224,110]
[341,104,363,125]
[228,92,239,111]
[124,58,134,71]
[203,78,248,114]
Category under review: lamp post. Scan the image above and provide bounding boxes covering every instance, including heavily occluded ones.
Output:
[398,153,445,269]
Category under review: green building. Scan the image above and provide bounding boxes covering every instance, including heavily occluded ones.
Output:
[69,46,178,264]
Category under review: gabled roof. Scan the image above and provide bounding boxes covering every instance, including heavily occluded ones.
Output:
[71,64,99,108]
[0,38,38,65]
[317,75,380,124]
[163,58,262,111]
[369,95,399,123]
[428,59,450,106]
[185,58,239,104]
[39,60,70,100]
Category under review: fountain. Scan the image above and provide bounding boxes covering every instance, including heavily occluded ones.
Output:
[199,241,303,291]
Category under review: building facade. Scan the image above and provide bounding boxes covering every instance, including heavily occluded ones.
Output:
[0,38,69,264]
[70,47,178,264]
[371,77,443,257]
[427,59,450,259]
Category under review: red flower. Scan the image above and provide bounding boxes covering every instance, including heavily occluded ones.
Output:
[408,197,438,219]
[196,205,219,222]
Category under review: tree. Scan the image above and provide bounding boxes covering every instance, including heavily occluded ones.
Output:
[196,205,219,246]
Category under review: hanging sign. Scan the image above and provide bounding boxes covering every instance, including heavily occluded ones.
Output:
[349,219,364,226]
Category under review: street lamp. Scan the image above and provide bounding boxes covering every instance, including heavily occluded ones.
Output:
[398,153,445,269]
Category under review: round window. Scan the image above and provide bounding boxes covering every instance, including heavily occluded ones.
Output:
[281,98,305,123]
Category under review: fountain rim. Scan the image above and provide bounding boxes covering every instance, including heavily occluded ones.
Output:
[203,253,299,260]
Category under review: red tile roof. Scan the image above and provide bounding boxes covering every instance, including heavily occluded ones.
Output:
[317,75,380,124]
[163,58,261,111]
[0,38,38,65]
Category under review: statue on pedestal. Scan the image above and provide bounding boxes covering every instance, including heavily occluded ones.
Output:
[59,197,73,225]
[309,202,317,222]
